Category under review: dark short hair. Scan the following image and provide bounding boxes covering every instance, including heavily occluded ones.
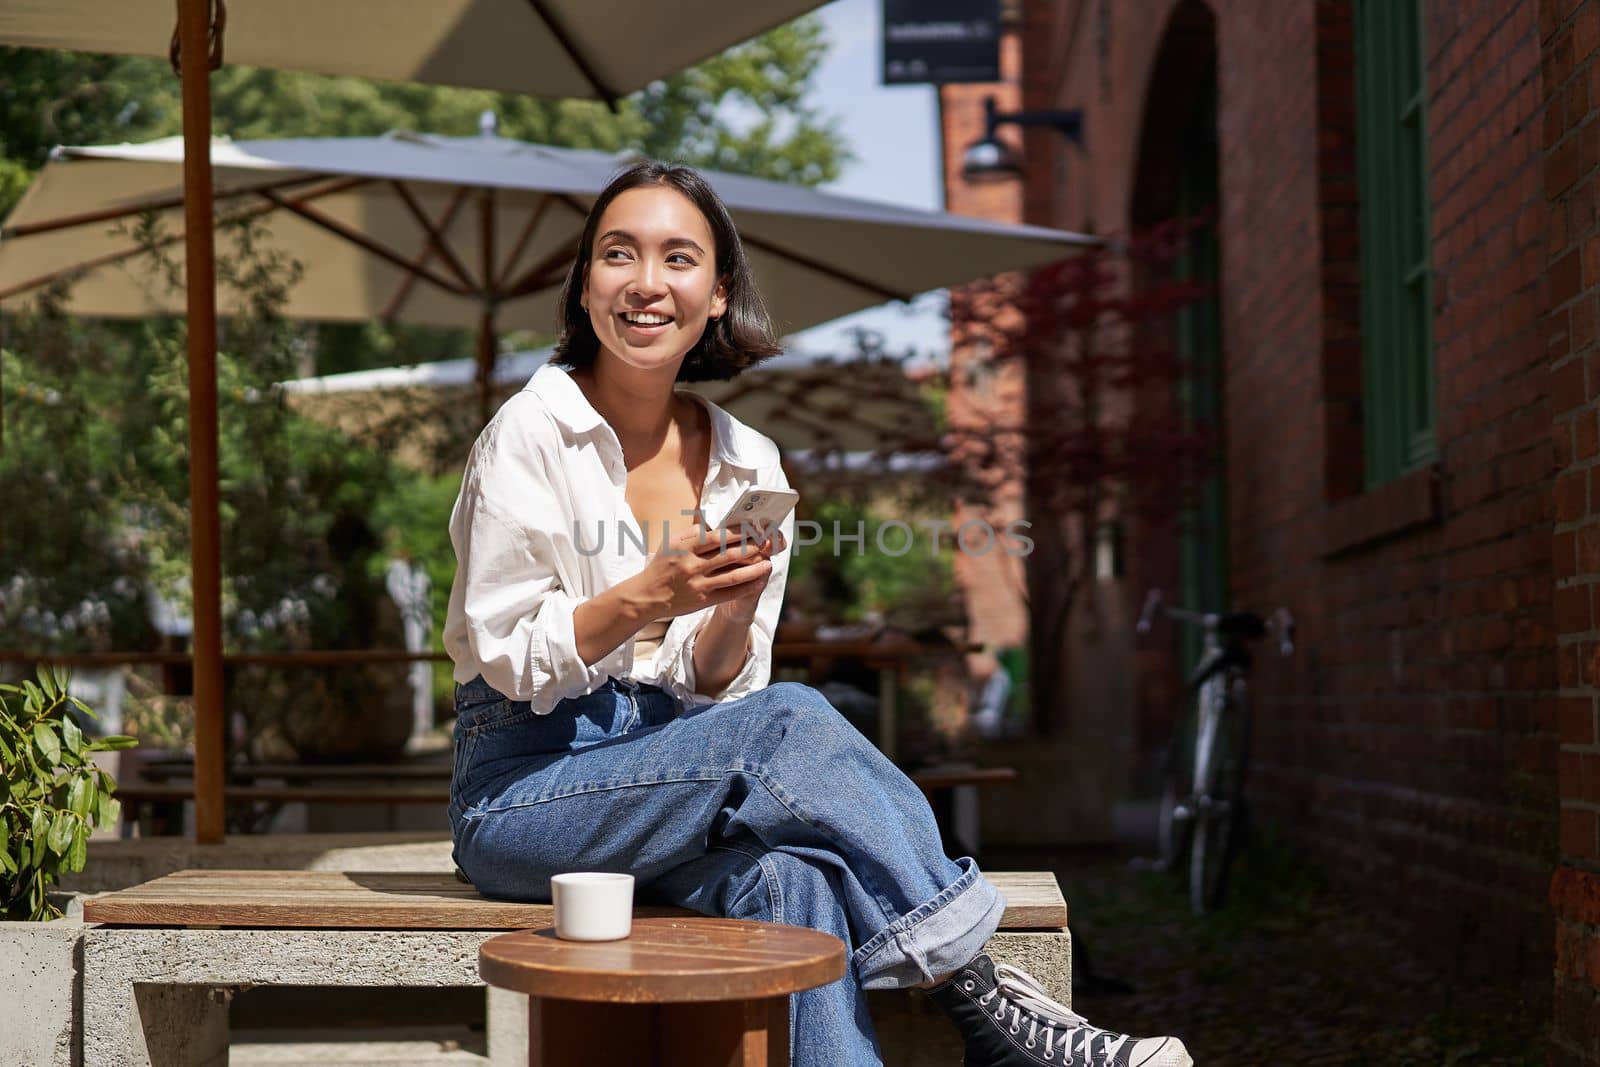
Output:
[551,160,782,382]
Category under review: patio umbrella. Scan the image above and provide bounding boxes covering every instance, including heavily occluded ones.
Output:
[0,0,830,843]
[0,130,1094,424]
[0,1,822,106]
[276,347,948,466]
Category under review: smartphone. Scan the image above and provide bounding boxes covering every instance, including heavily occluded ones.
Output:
[713,486,799,539]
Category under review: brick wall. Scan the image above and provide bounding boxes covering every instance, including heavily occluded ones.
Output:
[1545,0,1600,1058]
[1004,0,1558,990]
[1269,0,1554,985]
[942,19,1032,652]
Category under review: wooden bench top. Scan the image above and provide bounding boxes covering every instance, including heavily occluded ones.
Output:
[82,869,1067,931]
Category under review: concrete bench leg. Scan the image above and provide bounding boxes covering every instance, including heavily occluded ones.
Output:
[489,986,530,1067]
[82,981,228,1067]
[82,927,486,1067]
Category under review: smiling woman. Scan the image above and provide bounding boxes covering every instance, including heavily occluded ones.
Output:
[551,161,781,382]
[440,160,1191,1067]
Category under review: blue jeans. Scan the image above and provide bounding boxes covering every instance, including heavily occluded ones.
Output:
[448,676,1006,1067]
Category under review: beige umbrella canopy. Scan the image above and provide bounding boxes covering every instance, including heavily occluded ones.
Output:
[0,0,830,843]
[0,132,1095,420]
[0,0,816,104]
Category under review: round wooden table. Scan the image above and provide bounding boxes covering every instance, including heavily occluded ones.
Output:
[479,915,846,1067]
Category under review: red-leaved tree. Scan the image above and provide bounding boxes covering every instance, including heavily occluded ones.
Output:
[941,215,1219,730]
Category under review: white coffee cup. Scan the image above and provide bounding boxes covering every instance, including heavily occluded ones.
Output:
[550,872,635,941]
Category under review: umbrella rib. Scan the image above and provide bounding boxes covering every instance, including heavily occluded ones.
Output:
[523,0,620,109]
[381,270,419,323]
[382,186,472,320]
[738,232,914,304]
[390,182,476,292]
[257,188,472,297]
[1,172,332,240]
[497,194,554,291]
[503,235,582,298]
[0,175,366,302]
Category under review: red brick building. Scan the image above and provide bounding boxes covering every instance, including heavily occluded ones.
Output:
[939,1,1597,1058]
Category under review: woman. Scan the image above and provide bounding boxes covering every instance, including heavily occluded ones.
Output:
[444,160,1190,1067]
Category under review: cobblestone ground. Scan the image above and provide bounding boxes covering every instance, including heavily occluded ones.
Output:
[977,837,1549,1067]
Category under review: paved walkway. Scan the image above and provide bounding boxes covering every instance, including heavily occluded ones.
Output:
[982,839,1547,1066]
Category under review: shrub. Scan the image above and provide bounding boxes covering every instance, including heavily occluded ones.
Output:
[0,669,135,921]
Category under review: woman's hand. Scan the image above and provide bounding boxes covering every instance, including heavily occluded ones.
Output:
[572,522,785,668]
[714,524,786,623]
[687,523,785,696]
[624,522,785,621]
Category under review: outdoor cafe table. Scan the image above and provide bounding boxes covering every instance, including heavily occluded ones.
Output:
[478,916,844,1066]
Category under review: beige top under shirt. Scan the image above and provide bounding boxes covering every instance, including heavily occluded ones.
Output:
[629,617,673,676]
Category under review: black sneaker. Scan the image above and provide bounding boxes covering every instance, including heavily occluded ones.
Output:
[928,954,1191,1066]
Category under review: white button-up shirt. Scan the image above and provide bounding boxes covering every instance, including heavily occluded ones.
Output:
[444,362,793,714]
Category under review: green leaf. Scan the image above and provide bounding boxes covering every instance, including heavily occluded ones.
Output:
[101,797,121,830]
[0,733,12,763]
[91,783,111,826]
[32,723,60,766]
[94,735,139,751]
[29,809,47,867]
[0,848,16,876]
[68,825,88,873]
[61,716,84,757]
[68,777,90,818]
[47,810,73,856]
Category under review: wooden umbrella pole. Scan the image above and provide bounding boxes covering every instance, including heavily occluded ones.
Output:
[178,0,226,844]
[478,188,497,426]
[477,306,496,427]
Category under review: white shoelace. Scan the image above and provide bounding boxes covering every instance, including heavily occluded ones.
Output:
[975,962,1129,1063]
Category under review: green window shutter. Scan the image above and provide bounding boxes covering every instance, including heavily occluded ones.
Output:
[1355,0,1435,486]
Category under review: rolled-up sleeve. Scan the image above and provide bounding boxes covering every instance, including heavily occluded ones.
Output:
[661,460,794,707]
[448,434,612,714]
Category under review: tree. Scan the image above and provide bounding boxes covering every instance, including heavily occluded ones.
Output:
[939,218,1219,732]
[0,49,176,168]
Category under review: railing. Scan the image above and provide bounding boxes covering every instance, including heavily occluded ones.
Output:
[0,633,947,760]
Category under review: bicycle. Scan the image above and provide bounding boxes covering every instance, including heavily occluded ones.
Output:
[1136,589,1294,915]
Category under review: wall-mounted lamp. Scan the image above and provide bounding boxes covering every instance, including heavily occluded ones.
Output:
[961,96,1085,183]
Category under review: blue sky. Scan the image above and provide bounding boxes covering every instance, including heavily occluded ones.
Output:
[781,0,951,365]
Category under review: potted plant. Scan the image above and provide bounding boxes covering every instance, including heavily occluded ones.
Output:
[1,668,134,1067]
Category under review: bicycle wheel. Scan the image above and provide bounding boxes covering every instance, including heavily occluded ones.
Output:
[1189,681,1251,915]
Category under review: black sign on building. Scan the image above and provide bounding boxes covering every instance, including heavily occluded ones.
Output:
[882,0,1001,86]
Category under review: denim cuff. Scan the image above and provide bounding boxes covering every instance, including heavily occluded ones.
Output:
[851,858,1007,989]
